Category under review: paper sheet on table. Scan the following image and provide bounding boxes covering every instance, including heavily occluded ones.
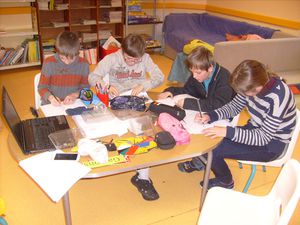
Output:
[41,99,86,117]
[156,94,196,106]
[182,110,233,134]
[120,90,152,103]
[72,114,129,139]
[19,150,91,202]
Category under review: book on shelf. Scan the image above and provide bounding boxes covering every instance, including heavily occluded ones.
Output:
[54,3,69,10]
[28,39,40,63]
[80,19,96,25]
[9,45,25,65]
[83,48,97,65]
[111,0,122,7]
[51,22,69,28]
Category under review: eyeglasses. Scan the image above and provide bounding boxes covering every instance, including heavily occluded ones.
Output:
[123,53,142,64]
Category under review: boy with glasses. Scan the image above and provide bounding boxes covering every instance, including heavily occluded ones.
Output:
[38,31,90,106]
[89,33,164,97]
[89,33,164,201]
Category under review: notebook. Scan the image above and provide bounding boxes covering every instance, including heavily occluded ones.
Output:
[2,87,70,154]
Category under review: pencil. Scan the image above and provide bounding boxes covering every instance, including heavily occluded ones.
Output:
[49,90,61,103]
[197,99,203,118]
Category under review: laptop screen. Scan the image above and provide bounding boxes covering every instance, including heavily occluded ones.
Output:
[2,87,24,148]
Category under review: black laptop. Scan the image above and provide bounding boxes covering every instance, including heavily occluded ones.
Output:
[2,86,70,154]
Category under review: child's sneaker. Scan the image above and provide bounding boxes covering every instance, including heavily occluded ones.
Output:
[200,177,234,190]
[178,157,205,173]
[131,174,159,201]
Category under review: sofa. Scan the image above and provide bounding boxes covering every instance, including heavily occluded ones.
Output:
[163,13,299,86]
[163,13,278,59]
[214,37,300,84]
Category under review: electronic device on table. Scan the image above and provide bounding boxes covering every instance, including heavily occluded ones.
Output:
[2,87,70,154]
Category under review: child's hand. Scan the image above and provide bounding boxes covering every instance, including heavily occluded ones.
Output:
[48,95,61,106]
[63,93,78,105]
[202,126,227,139]
[194,113,210,124]
[108,85,119,97]
[158,91,173,99]
[131,84,144,96]
[175,99,184,108]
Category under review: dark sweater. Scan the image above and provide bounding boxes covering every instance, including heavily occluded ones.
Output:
[164,63,235,111]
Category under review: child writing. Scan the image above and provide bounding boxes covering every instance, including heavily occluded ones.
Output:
[158,46,235,111]
[89,33,164,201]
[38,31,90,106]
[158,46,236,173]
[196,60,297,189]
[88,33,164,96]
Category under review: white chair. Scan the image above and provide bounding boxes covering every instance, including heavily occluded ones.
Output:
[198,159,300,225]
[34,73,41,109]
[239,109,300,192]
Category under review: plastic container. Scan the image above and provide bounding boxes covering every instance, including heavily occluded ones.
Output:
[48,128,83,150]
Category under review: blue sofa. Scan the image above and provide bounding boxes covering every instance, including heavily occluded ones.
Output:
[163,13,277,54]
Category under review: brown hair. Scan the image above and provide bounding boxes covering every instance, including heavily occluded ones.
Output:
[186,46,214,71]
[121,33,146,58]
[55,31,80,58]
[229,60,280,94]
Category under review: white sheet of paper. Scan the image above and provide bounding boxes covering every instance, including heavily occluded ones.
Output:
[182,110,232,134]
[19,150,91,202]
[72,115,129,139]
[156,94,196,106]
[41,99,86,117]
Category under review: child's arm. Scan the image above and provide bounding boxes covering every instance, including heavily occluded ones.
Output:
[143,54,164,91]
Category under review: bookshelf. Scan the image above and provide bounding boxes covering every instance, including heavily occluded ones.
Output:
[0,0,41,70]
[36,0,124,64]
[125,0,162,50]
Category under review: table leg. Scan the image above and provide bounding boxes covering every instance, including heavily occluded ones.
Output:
[63,192,72,225]
[200,151,212,208]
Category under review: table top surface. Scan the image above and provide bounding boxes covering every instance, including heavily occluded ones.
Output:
[7,92,221,178]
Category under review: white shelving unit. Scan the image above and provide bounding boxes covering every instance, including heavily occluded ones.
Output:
[0,0,41,70]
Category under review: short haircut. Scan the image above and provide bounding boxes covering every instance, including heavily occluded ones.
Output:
[186,46,214,71]
[121,33,146,58]
[55,31,80,58]
[230,60,273,94]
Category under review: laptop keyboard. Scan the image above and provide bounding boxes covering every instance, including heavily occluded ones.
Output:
[25,116,69,151]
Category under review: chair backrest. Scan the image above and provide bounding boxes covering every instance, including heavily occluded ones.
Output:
[264,109,300,167]
[241,109,300,167]
[270,159,300,225]
[34,73,41,109]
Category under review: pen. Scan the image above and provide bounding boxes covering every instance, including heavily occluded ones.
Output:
[49,90,61,103]
[197,99,203,118]
[30,107,39,118]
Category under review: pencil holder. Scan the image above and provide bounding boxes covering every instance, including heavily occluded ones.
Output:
[97,92,109,107]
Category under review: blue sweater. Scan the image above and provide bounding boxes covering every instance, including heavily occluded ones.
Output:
[208,78,296,146]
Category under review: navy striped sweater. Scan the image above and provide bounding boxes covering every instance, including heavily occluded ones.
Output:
[208,78,297,146]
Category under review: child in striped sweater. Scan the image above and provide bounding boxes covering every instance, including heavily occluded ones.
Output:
[194,60,297,189]
[38,31,90,105]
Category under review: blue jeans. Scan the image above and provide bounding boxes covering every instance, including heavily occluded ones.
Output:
[203,123,286,183]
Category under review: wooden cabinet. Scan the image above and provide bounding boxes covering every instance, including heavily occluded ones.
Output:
[0,0,41,70]
[36,0,124,64]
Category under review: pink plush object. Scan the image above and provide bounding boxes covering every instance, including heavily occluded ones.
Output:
[157,113,190,145]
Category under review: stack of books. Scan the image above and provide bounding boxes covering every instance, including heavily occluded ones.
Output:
[0,38,40,67]
[127,0,156,24]
[80,19,96,25]
[109,11,122,23]
[79,48,97,65]
[111,0,122,7]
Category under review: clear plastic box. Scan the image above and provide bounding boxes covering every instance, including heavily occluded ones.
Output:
[48,128,83,150]
[128,115,155,136]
